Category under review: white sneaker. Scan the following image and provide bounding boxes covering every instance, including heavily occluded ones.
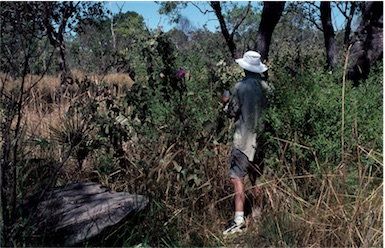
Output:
[222,219,247,236]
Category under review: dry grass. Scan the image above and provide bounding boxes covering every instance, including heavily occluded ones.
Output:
[71,69,134,95]
[3,70,132,142]
[258,170,382,247]
[2,72,382,247]
[2,71,134,184]
[111,131,382,247]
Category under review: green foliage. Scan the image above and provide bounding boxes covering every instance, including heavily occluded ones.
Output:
[62,29,382,247]
[158,1,188,24]
[128,32,187,139]
[0,2,46,76]
[264,59,382,179]
[256,60,382,247]
[47,78,133,175]
[215,59,244,89]
[114,11,146,38]
[225,2,263,52]
[83,30,228,247]
[1,2,383,247]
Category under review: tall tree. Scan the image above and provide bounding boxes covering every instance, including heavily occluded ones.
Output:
[41,2,106,87]
[254,1,285,62]
[0,2,49,77]
[159,1,285,62]
[225,4,261,54]
[69,14,111,74]
[158,1,253,60]
[42,2,79,87]
[320,1,338,70]
[0,2,54,246]
[210,1,251,59]
[334,1,366,46]
[299,2,338,70]
[347,1,383,83]
[69,9,147,76]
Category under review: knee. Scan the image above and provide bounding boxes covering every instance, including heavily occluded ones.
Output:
[230,178,244,192]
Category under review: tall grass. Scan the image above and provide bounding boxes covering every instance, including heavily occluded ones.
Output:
[3,58,382,246]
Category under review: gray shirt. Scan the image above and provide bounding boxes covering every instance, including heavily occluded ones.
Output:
[224,74,268,161]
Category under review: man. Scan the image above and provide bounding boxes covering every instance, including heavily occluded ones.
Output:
[222,51,269,235]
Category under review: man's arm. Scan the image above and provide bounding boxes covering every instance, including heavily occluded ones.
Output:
[223,87,240,118]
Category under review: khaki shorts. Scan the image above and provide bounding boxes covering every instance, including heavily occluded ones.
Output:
[229,147,264,179]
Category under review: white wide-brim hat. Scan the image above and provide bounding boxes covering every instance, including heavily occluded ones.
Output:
[235,51,268,73]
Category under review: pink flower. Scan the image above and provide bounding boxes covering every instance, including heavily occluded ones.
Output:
[176,68,186,79]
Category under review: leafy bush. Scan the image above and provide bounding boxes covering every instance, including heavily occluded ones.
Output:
[257,59,383,247]
[89,40,382,247]
[264,60,382,175]
[3,25,382,247]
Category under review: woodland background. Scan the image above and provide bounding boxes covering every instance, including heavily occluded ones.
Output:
[0,1,383,247]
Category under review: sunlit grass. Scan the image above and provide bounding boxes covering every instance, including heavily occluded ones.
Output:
[3,70,382,247]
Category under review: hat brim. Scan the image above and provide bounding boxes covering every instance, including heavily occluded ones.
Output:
[236,58,268,73]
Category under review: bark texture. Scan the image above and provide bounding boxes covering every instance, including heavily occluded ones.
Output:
[254,1,286,62]
[210,1,250,59]
[347,2,383,83]
[320,2,338,70]
[42,2,78,87]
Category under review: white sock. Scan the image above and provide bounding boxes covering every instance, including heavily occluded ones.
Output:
[234,211,244,224]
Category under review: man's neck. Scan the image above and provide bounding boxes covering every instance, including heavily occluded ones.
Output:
[244,70,261,78]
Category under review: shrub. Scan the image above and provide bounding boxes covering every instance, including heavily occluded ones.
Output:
[258,59,383,247]
[4,28,382,247]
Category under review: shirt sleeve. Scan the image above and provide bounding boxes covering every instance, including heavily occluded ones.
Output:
[223,87,241,118]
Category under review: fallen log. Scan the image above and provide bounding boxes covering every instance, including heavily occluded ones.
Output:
[22,182,149,246]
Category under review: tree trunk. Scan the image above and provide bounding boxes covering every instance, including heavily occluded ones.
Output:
[43,2,77,88]
[320,2,338,70]
[344,2,356,46]
[1,126,12,247]
[54,38,68,85]
[254,1,285,62]
[110,12,116,51]
[210,1,238,58]
[347,1,383,84]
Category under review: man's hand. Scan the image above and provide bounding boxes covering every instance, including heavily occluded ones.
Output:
[222,89,230,103]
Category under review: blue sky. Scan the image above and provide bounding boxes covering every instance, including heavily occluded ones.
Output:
[108,1,219,31]
[108,1,348,32]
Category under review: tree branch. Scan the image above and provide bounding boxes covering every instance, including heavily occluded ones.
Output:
[335,2,349,19]
[303,1,323,32]
[210,1,237,58]
[191,2,213,15]
[230,1,251,36]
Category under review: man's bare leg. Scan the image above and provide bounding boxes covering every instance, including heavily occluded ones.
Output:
[231,178,245,224]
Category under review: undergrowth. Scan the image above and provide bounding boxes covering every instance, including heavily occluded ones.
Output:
[1,32,382,247]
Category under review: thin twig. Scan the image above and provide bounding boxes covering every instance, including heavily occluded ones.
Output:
[341,44,352,182]
[363,211,377,247]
